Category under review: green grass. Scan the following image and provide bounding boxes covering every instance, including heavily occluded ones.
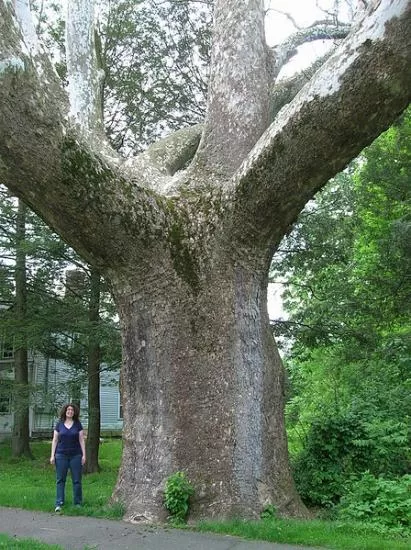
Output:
[0,533,63,549]
[196,518,411,550]
[0,439,123,519]
[1,439,410,550]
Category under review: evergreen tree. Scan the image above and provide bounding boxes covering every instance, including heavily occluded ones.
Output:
[0,185,120,459]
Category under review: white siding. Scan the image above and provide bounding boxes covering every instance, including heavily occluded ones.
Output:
[0,352,123,437]
[0,359,13,435]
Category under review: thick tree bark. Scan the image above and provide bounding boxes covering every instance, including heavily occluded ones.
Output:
[11,200,33,459]
[84,268,101,474]
[195,0,271,176]
[0,0,410,522]
[111,240,301,520]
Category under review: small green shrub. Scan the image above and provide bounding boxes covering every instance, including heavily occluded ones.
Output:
[260,504,277,519]
[338,473,411,536]
[163,471,194,525]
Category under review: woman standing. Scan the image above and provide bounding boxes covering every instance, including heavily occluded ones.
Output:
[50,403,86,512]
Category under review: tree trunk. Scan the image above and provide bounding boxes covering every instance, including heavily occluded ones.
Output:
[84,268,101,474]
[12,349,33,458]
[11,200,33,459]
[111,241,304,521]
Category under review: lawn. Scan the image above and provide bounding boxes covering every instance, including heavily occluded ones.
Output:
[0,439,123,518]
[0,533,63,549]
[197,518,411,550]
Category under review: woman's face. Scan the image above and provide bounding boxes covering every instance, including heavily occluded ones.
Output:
[66,406,75,418]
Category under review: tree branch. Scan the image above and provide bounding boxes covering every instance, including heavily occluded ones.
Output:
[138,124,203,178]
[271,21,350,78]
[193,0,271,177]
[270,53,332,119]
[13,0,40,56]
[267,8,301,31]
[66,0,104,134]
[0,1,172,269]
[230,0,411,252]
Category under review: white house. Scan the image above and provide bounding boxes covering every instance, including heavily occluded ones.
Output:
[0,340,123,440]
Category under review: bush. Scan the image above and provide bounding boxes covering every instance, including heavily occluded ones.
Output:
[338,473,411,535]
[291,409,410,508]
[292,413,370,507]
[260,504,277,519]
[163,471,194,525]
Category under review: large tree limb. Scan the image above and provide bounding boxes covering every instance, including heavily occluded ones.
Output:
[194,0,270,177]
[0,1,172,268]
[136,124,203,179]
[66,0,103,133]
[230,0,411,252]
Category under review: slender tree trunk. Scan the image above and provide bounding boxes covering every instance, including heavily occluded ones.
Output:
[11,200,33,459]
[84,268,101,473]
[111,240,304,521]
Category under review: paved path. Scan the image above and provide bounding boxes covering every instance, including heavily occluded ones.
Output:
[0,507,319,550]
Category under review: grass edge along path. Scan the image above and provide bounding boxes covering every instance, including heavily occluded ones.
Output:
[0,533,63,549]
[195,518,411,550]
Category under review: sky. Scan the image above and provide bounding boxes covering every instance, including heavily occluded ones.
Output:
[266,0,331,45]
[265,0,352,79]
[266,0,351,45]
[266,1,352,317]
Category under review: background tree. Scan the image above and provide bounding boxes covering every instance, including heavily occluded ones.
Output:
[100,0,212,152]
[11,200,33,458]
[271,108,411,507]
[60,265,121,473]
[0,190,18,433]
[30,0,212,153]
[0,189,67,458]
[0,0,410,522]
[85,267,102,473]
[0,185,121,463]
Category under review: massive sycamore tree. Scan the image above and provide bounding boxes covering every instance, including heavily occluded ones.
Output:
[0,0,410,522]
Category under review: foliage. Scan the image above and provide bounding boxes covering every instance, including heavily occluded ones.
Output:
[0,192,121,420]
[338,474,411,536]
[270,109,411,515]
[260,504,277,519]
[99,0,212,153]
[30,0,212,154]
[163,471,194,524]
[292,412,370,507]
[291,410,409,508]
[271,108,411,359]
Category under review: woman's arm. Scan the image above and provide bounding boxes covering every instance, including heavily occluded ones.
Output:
[50,430,59,464]
[79,430,86,465]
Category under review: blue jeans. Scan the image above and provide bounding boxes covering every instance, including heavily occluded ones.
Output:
[55,454,82,506]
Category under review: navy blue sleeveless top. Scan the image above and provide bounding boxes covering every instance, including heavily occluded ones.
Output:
[55,420,83,456]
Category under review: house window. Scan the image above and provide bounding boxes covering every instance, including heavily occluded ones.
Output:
[118,393,123,420]
[1,340,14,360]
[0,395,11,414]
